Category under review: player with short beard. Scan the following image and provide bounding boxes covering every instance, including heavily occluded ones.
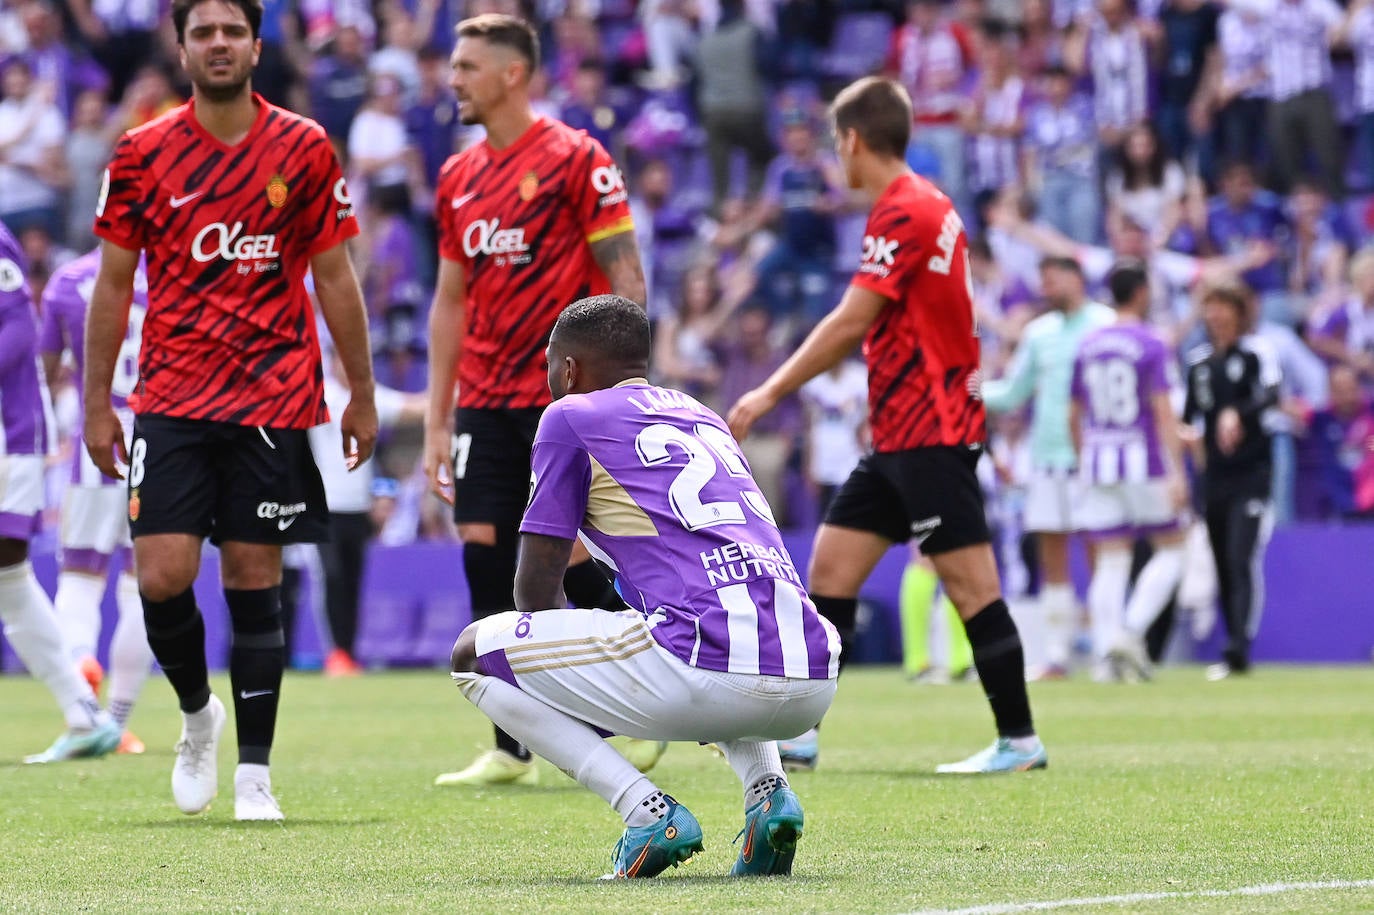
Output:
[84,0,377,821]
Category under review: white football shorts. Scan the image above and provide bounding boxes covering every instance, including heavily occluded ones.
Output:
[1023,469,1083,534]
[1078,478,1186,538]
[61,484,131,554]
[0,453,44,540]
[459,607,836,742]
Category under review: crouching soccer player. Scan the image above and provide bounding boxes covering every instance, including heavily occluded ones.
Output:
[447,296,839,877]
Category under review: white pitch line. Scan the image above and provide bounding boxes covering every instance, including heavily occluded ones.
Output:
[904,879,1374,915]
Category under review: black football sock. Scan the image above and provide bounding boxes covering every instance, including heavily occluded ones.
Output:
[142,588,211,714]
[811,595,858,673]
[226,588,286,765]
[963,599,1035,739]
[463,537,532,761]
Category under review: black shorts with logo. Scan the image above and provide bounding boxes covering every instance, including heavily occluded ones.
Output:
[451,407,545,530]
[824,445,990,555]
[127,414,329,545]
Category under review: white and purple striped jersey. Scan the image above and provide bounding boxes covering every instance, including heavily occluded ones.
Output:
[1087,19,1150,130]
[1240,0,1342,100]
[1071,321,1178,486]
[0,220,49,458]
[38,249,148,486]
[522,381,840,680]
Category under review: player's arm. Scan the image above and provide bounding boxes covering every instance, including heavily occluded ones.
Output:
[1068,397,1084,457]
[424,256,466,504]
[981,332,1038,413]
[513,533,574,612]
[727,284,886,440]
[311,241,378,470]
[82,240,139,478]
[589,228,647,307]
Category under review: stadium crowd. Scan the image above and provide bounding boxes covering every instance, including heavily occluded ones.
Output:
[6,0,1374,553]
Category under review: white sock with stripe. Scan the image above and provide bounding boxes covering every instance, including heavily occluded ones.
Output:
[1124,545,1186,636]
[455,673,660,825]
[108,571,154,726]
[53,570,107,662]
[0,562,103,729]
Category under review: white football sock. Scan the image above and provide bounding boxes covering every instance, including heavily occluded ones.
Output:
[1040,583,1077,667]
[1124,545,1186,636]
[108,571,153,724]
[0,562,102,728]
[53,570,107,662]
[454,673,658,825]
[718,739,786,809]
[1087,550,1131,661]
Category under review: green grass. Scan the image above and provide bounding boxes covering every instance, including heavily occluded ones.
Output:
[4,666,1374,913]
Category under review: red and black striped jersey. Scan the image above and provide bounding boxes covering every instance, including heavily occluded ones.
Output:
[850,173,986,452]
[93,95,358,429]
[435,116,635,410]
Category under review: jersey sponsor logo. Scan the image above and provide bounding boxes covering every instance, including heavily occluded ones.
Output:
[518,171,540,201]
[0,257,23,292]
[333,177,354,221]
[257,500,307,531]
[170,191,205,209]
[462,218,532,265]
[266,175,289,209]
[192,222,281,273]
[859,234,898,277]
[513,612,535,639]
[592,164,628,208]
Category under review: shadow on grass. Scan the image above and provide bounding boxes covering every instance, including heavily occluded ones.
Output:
[508,874,833,888]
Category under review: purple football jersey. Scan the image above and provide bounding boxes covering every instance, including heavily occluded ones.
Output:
[1072,321,1177,485]
[39,249,148,485]
[522,381,840,680]
[0,220,48,457]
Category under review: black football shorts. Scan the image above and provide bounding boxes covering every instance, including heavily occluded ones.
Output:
[824,445,991,555]
[126,413,328,545]
[450,407,545,531]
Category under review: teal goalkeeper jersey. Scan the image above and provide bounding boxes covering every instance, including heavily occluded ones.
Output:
[982,301,1115,472]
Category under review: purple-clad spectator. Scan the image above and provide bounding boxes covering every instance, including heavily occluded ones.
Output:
[1203,160,1288,297]
[714,307,801,525]
[1295,365,1374,519]
[14,1,108,118]
[751,110,847,323]
[1210,6,1269,179]
[1077,0,1149,153]
[652,264,736,402]
[301,0,376,47]
[255,0,307,111]
[963,24,1026,203]
[0,58,66,243]
[1024,64,1100,244]
[628,158,699,321]
[309,24,371,145]
[1287,180,1352,305]
[1341,0,1374,192]
[885,0,975,218]
[1105,123,1187,249]
[1154,0,1218,163]
[363,187,427,394]
[405,46,459,191]
[67,0,166,101]
[1020,0,1072,74]
[1309,247,1374,382]
[969,236,1037,373]
[557,59,634,159]
[1244,0,1344,196]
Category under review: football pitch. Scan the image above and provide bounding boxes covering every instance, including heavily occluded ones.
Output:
[5,666,1374,914]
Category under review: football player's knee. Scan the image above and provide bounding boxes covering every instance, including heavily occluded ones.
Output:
[450,625,480,673]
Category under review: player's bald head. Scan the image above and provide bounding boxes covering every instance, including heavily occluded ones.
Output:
[551,295,650,367]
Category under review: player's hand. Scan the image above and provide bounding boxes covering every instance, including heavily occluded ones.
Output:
[727,387,777,441]
[83,404,128,480]
[1166,474,1189,514]
[423,424,455,506]
[340,394,379,470]
[1216,407,1243,455]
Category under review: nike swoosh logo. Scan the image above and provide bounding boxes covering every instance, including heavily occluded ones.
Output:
[239,689,274,699]
[451,192,477,209]
[170,191,204,208]
[278,516,297,531]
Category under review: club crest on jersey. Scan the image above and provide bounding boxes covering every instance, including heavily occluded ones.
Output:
[518,171,539,201]
[266,175,289,208]
[128,488,140,522]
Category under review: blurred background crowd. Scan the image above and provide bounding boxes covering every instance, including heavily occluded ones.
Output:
[7,0,1374,560]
